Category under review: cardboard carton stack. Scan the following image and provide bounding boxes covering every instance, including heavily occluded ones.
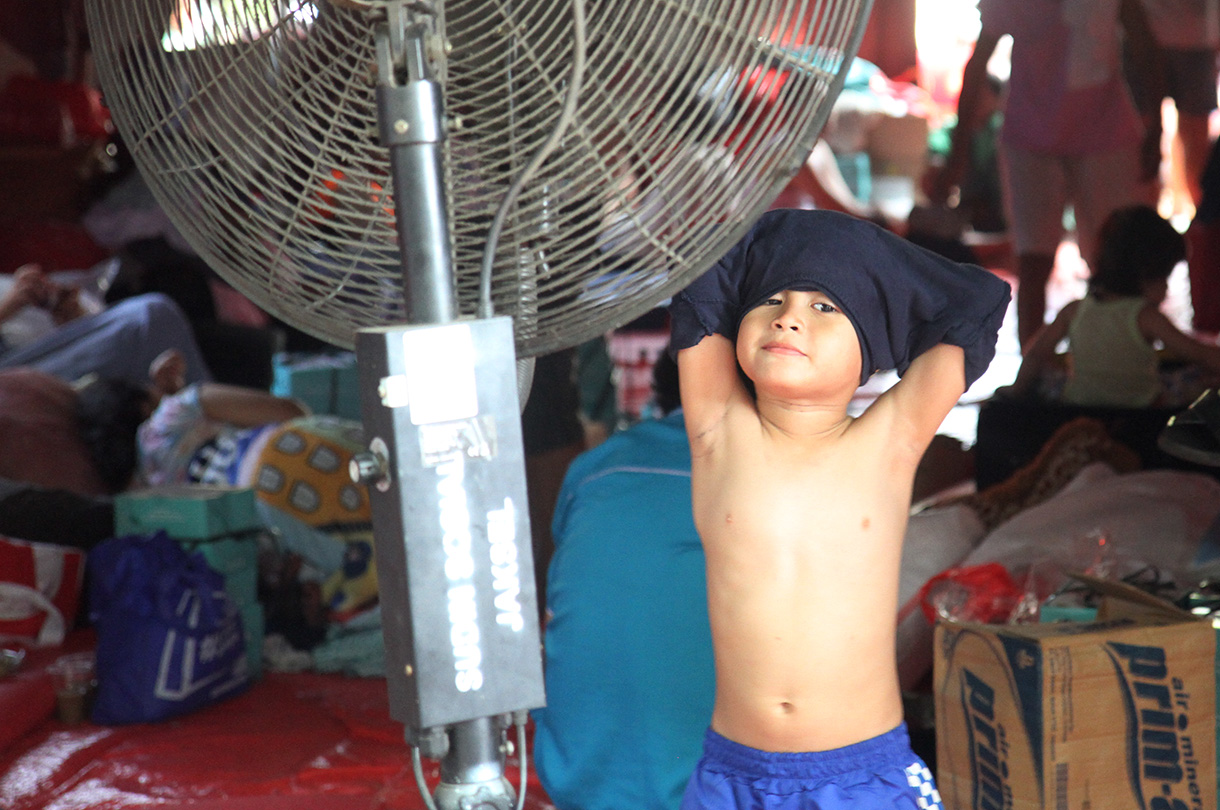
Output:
[934,575,1216,809]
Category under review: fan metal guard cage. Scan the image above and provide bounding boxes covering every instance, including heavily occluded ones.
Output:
[84,0,873,357]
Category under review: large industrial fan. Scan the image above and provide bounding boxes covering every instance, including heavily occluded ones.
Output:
[83,0,873,806]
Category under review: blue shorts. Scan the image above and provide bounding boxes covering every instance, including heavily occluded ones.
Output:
[681,724,943,810]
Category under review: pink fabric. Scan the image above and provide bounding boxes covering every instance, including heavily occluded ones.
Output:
[209,279,271,328]
[981,0,1143,155]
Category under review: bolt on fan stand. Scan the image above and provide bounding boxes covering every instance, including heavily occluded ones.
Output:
[349,4,544,809]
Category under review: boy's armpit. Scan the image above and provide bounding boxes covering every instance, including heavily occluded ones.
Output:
[676,334,743,444]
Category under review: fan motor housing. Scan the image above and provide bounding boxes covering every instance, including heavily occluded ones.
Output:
[356,317,545,733]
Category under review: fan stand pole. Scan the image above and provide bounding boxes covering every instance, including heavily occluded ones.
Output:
[376,13,454,326]
[351,6,544,810]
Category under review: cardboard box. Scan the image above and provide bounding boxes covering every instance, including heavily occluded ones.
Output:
[115,485,260,541]
[934,575,1216,810]
[272,351,361,420]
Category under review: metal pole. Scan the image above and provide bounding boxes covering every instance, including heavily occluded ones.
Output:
[376,10,455,325]
[366,5,533,810]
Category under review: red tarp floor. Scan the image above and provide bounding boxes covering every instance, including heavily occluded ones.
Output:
[0,633,556,810]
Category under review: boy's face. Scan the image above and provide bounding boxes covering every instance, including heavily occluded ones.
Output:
[736,289,862,398]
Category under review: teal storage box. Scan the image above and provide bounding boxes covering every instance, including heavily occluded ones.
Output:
[178,533,259,609]
[272,357,333,414]
[238,601,265,679]
[115,485,260,540]
[1038,604,1098,623]
[333,360,362,420]
[272,351,359,418]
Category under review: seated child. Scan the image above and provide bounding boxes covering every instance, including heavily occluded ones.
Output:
[669,208,1010,808]
[1004,204,1220,408]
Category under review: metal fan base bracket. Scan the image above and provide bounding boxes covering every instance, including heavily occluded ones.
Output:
[355,316,545,737]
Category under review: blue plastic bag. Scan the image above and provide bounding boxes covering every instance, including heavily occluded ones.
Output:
[89,531,249,724]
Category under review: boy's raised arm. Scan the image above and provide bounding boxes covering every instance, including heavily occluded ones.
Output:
[865,236,1011,444]
[675,334,741,446]
[669,236,752,445]
[666,210,1011,449]
[878,342,968,448]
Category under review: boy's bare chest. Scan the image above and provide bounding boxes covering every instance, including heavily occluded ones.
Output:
[692,439,897,543]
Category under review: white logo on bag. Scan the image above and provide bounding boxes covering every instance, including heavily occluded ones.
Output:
[154,588,246,700]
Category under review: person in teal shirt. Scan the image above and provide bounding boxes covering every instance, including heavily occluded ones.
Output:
[533,352,714,810]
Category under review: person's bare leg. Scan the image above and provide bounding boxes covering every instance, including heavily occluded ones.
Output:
[1016,251,1056,350]
[1177,113,1212,207]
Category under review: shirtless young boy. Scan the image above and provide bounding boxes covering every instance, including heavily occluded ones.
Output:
[669,209,1010,809]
